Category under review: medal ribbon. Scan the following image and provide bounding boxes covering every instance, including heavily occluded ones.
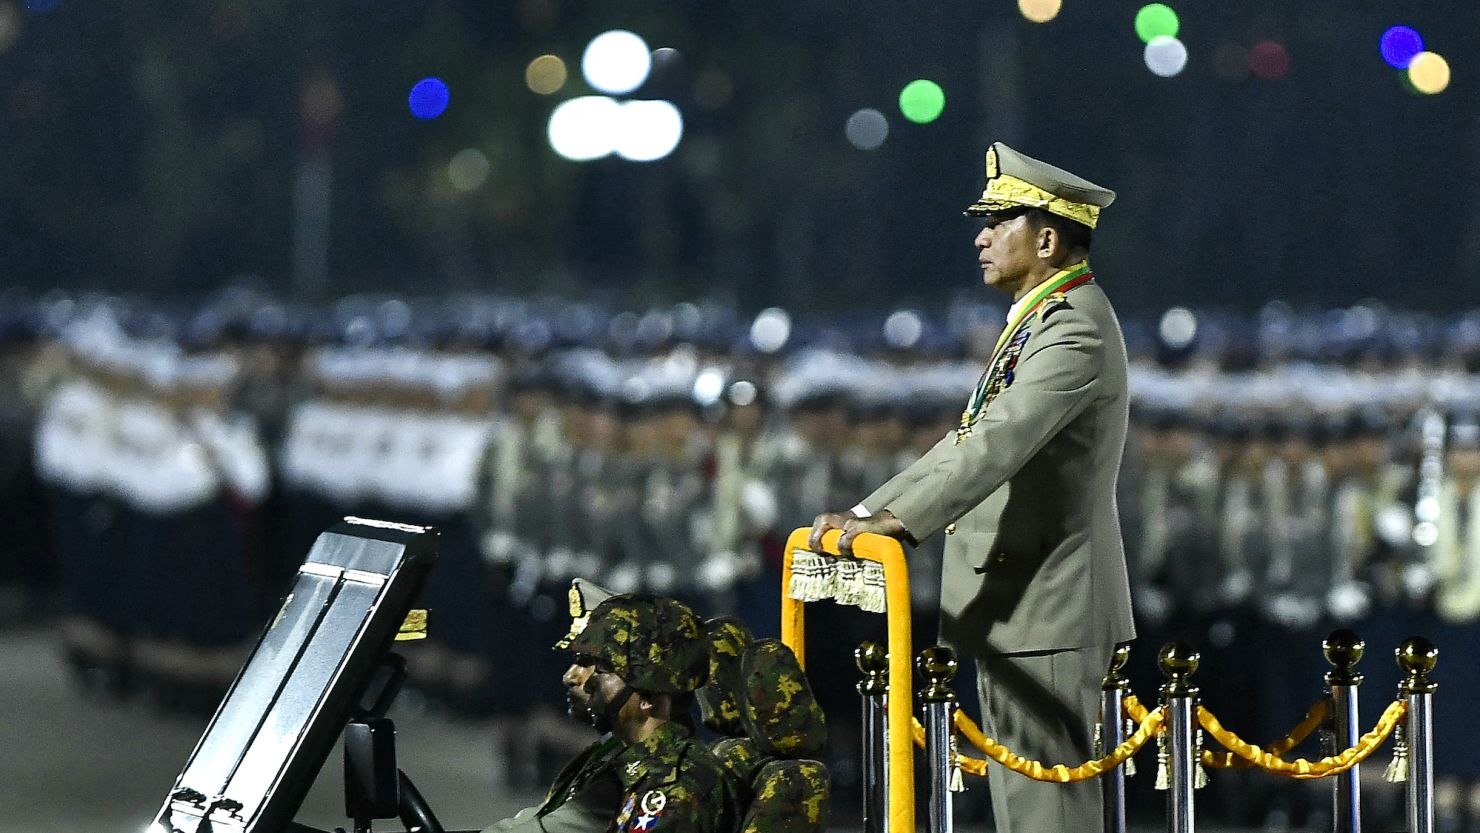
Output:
[962,261,1094,429]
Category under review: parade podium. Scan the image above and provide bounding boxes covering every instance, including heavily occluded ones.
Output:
[150,518,438,833]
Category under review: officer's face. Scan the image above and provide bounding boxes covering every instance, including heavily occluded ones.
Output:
[974,213,1041,294]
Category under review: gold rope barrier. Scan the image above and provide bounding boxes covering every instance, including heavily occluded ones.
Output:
[1200,698,1330,769]
[1195,700,1407,780]
[910,704,1166,783]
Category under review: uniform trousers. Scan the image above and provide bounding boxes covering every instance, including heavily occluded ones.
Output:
[976,643,1114,833]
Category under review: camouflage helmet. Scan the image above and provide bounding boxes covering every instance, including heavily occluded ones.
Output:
[739,639,827,759]
[566,594,708,695]
[697,616,753,736]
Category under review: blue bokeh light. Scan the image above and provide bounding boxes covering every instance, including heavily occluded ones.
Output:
[1380,26,1424,70]
[408,77,450,119]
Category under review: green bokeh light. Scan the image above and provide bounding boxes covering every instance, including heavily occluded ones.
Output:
[898,79,945,124]
[1134,4,1179,44]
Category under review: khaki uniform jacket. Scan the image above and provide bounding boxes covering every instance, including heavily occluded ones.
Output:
[863,280,1136,655]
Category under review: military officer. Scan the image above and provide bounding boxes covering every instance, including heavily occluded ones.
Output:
[810,142,1133,833]
[485,588,740,833]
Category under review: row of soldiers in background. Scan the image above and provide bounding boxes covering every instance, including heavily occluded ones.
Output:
[9,293,1480,824]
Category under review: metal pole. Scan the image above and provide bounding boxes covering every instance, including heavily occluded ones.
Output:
[857,642,890,833]
[918,646,959,833]
[1102,645,1131,833]
[1399,637,1438,833]
[1323,630,1364,833]
[1160,642,1199,833]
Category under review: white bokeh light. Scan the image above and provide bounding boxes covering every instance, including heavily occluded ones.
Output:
[750,308,792,354]
[845,108,889,150]
[692,368,726,405]
[547,96,621,161]
[884,310,924,349]
[582,30,652,95]
[616,99,684,162]
[1144,35,1188,77]
[1158,307,1198,348]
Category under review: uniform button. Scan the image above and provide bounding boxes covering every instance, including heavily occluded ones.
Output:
[945,524,956,535]
[995,553,1006,563]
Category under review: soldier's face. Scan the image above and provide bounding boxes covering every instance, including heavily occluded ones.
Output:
[974,214,1040,294]
[563,661,597,722]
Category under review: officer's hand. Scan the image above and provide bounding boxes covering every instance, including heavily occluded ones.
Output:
[808,512,852,551]
[838,510,906,555]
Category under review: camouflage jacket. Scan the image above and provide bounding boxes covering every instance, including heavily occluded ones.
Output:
[541,734,627,818]
[609,722,741,833]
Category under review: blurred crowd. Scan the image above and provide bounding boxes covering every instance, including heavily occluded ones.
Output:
[6,288,1480,828]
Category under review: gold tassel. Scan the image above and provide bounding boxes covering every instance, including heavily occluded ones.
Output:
[1123,719,1137,777]
[1154,730,1170,790]
[1194,730,1209,789]
[949,736,966,792]
[1385,721,1409,783]
[861,561,887,613]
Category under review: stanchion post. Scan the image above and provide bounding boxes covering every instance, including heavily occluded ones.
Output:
[1160,642,1199,833]
[1102,644,1131,833]
[857,642,890,833]
[1398,637,1438,833]
[1323,629,1364,833]
[919,646,958,833]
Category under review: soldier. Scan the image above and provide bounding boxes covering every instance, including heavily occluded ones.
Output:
[812,143,1132,833]
[484,589,741,833]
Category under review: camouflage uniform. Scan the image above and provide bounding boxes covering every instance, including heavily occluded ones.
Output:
[568,595,743,833]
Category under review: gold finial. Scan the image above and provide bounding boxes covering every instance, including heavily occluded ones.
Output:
[856,641,889,696]
[917,645,959,703]
[986,145,999,179]
[1158,642,1200,699]
[1102,643,1132,691]
[1323,629,1365,687]
[1396,637,1439,695]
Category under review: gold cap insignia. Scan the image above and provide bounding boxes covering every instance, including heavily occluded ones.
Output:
[395,609,428,641]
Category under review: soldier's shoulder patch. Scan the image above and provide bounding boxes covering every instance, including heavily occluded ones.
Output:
[633,790,667,831]
[1039,292,1073,322]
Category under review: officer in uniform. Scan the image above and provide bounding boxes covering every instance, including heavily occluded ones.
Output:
[810,142,1133,833]
[484,588,741,833]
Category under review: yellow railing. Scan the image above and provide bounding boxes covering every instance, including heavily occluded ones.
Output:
[782,528,914,833]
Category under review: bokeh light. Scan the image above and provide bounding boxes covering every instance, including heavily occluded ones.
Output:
[524,55,567,95]
[1144,35,1188,77]
[749,308,791,353]
[581,30,651,95]
[1134,4,1179,44]
[0,4,22,54]
[447,148,491,191]
[547,95,621,161]
[1159,307,1198,349]
[898,79,945,124]
[1213,43,1249,82]
[1248,41,1290,80]
[1017,0,1061,24]
[615,99,683,162]
[1380,26,1424,70]
[884,310,924,350]
[693,68,733,110]
[845,108,888,151]
[408,77,450,119]
[1408,51,1451,95]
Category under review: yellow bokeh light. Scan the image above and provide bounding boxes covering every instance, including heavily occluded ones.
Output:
[1408,51,1450,95]
[1018,0,1062,24]
[525,54,568,95]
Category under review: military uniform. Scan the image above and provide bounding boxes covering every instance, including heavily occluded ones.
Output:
[855,144,1132,833]
[489,590,741,833]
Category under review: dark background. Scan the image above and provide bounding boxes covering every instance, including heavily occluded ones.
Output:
[3,0,1477,313]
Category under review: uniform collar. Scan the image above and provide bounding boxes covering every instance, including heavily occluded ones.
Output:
[1006,259,1089,322]
[616,721,693,789]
